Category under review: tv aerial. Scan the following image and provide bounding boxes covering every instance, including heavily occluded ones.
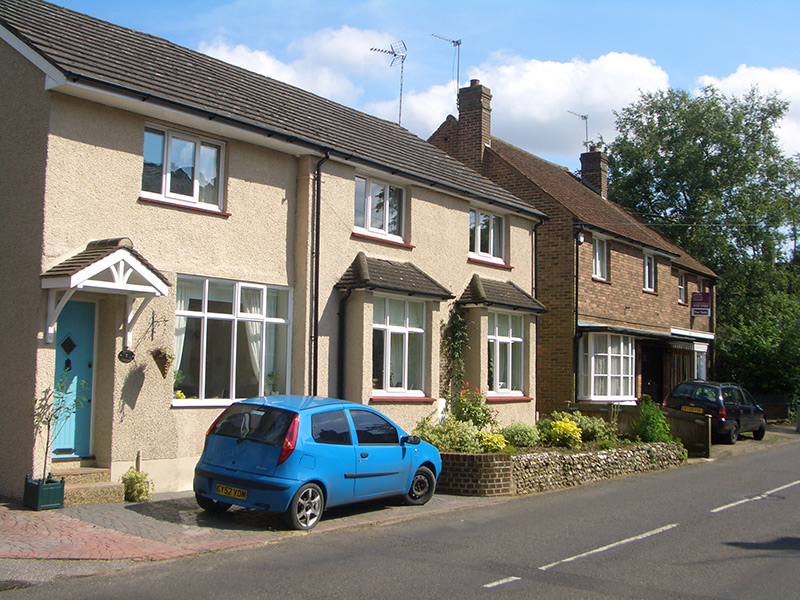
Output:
[568,110,589,150]
[371,41,407,125]
[432,33,461,107]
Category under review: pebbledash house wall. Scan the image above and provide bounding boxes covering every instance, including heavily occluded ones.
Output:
[0,31,544,497]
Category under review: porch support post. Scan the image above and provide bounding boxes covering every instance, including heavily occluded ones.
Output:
[45,288,76,344]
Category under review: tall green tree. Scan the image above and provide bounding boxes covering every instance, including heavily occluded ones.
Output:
[607,86,797,273]
[604,86,800,396]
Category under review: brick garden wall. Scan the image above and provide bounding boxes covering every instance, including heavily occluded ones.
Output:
[438,443,686,497]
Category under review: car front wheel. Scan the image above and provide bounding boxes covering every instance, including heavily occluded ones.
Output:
[285,483,324,531]
[404,466,436,505]
[195,493,232,513]
[753,419,766,440]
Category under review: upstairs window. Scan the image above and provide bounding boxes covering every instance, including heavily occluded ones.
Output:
[141,126,224,210]
[469,209,504,262]
[354,176,404,239]
[593,237,608,280]
[643,253,656,292]
[678,273,687,303]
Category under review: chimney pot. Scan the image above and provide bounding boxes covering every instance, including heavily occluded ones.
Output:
[470,79,480,87]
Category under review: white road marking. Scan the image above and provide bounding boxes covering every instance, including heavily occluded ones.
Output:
[483,577,521,588]
[711,480,800,513]
[538,523,680,571]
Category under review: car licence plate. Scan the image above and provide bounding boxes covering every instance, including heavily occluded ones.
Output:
[681,405,703,414]
[216,483,247,500]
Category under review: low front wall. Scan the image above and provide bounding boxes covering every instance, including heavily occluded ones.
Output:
[439,443,686,497]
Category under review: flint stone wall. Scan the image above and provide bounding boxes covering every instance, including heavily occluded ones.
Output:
[439,443,686,497]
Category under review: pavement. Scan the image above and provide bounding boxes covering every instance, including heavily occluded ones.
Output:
[1,422,798,590]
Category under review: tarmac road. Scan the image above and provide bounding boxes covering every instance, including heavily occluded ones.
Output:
[1,422,796,591]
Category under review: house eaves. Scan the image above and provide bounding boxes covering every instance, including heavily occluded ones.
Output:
[0,0,547,222]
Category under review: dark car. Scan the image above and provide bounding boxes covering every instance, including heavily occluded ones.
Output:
[664,380,766,444]
[193,395,442,530]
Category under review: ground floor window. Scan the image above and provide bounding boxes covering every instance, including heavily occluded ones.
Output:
[372,296,424,394]
[173,276,290,405]
[487,311,524,394]
[580,333,635,400]
[694,343,708,380]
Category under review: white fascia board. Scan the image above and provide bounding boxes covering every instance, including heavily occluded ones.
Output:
[0,26,67,88]
[670,327,715,341]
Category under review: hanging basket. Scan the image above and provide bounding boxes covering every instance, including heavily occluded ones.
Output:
[151,348,175,378]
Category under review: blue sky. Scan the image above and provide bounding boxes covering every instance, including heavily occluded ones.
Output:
[54,0,800,170]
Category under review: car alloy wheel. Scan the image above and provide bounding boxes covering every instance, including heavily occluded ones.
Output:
[286,483,324,530]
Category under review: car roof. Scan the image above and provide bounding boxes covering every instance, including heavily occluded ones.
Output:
[237,395,357,412]
[678,380,739,388]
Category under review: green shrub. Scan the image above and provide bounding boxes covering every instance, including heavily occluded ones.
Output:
[548,419,582,448]
[500,422,540,448]
[630,399,674,443]
[551,410,614,442]
[479,432,508,453]
[413,415,483,453]
[451,385,498,430]
[121,467,153,502]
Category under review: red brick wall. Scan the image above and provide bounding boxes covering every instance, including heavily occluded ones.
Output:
[437,452,513,496]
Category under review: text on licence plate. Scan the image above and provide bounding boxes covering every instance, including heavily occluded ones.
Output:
[216,483,247,500]
[681,405,704,414]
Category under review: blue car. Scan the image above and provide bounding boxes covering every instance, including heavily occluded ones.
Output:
[193,396,442,530]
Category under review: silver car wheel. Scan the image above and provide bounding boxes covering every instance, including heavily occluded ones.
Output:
[287,483,323,530]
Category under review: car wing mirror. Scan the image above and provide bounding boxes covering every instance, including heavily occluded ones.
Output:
[402,435,421,445]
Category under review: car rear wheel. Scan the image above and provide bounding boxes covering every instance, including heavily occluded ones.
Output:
[285,483,324,531]
[195,493,232,513]
[404,466,436,505]
[726,422,739,445]
[753,419,766,440]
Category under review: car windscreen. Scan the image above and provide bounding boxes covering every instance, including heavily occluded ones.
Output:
[673,384,717,403]
[210,404,295,445]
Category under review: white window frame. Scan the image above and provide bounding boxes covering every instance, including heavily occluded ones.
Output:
[678,272,687,303]
[354,176,405,241]
[371,295,425,396]
[643,253,656,292]
[173,276,291,407]
[469,208,505,264]
[487,311,525,395]
[593,237,608,280]
[141,125,225,211]
[579,333,635,401]
[694,342,708,380]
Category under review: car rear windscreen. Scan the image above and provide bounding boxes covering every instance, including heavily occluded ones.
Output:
[211,404,295,445]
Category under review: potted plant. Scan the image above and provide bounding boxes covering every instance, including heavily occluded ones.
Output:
[151,347,175,378]
[25,373,85,510]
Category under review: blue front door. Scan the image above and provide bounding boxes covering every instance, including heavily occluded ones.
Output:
[52,300,94,458]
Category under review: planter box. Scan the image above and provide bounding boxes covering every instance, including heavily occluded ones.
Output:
[24,474,65,510]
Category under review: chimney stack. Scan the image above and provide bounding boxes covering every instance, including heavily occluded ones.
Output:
[580,146,608,199]
[457,80,492,171]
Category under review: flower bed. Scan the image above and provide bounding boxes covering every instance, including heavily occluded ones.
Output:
[438,443,686,497]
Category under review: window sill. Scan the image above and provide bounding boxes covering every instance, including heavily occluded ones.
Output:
[486,395,531,403]
[139,197,231,217]
[678,300,689,306]
[171,398,235,408]
[642,289,658,296]
[370,395,435,403]
[351,230,414,249]
[467,256,512,270]
[591,276,611,284]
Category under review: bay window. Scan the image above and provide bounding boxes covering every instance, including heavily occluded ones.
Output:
[372,296,424,394]
[487,312,524,394]
[580,333,634,400]
[173,276,290,405]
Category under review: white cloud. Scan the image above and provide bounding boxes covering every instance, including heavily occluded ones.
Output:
[698,65,800,157]
[289,26,396,75]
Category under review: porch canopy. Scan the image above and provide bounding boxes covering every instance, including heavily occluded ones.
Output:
[336,251,454,299]
[457,274,547,313]
[41,238,170,346]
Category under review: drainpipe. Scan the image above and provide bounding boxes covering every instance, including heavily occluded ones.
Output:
[337,287,353,400]
[574,226,585,402]
[310,151,330,397]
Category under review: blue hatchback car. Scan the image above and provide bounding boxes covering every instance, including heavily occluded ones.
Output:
[193,396,442,530]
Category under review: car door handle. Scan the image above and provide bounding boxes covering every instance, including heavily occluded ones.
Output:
[360,452,369,459]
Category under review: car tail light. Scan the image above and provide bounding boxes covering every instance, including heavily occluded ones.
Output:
[203,411,228,451]
[716,405,727,419]
[278,414,300,465]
